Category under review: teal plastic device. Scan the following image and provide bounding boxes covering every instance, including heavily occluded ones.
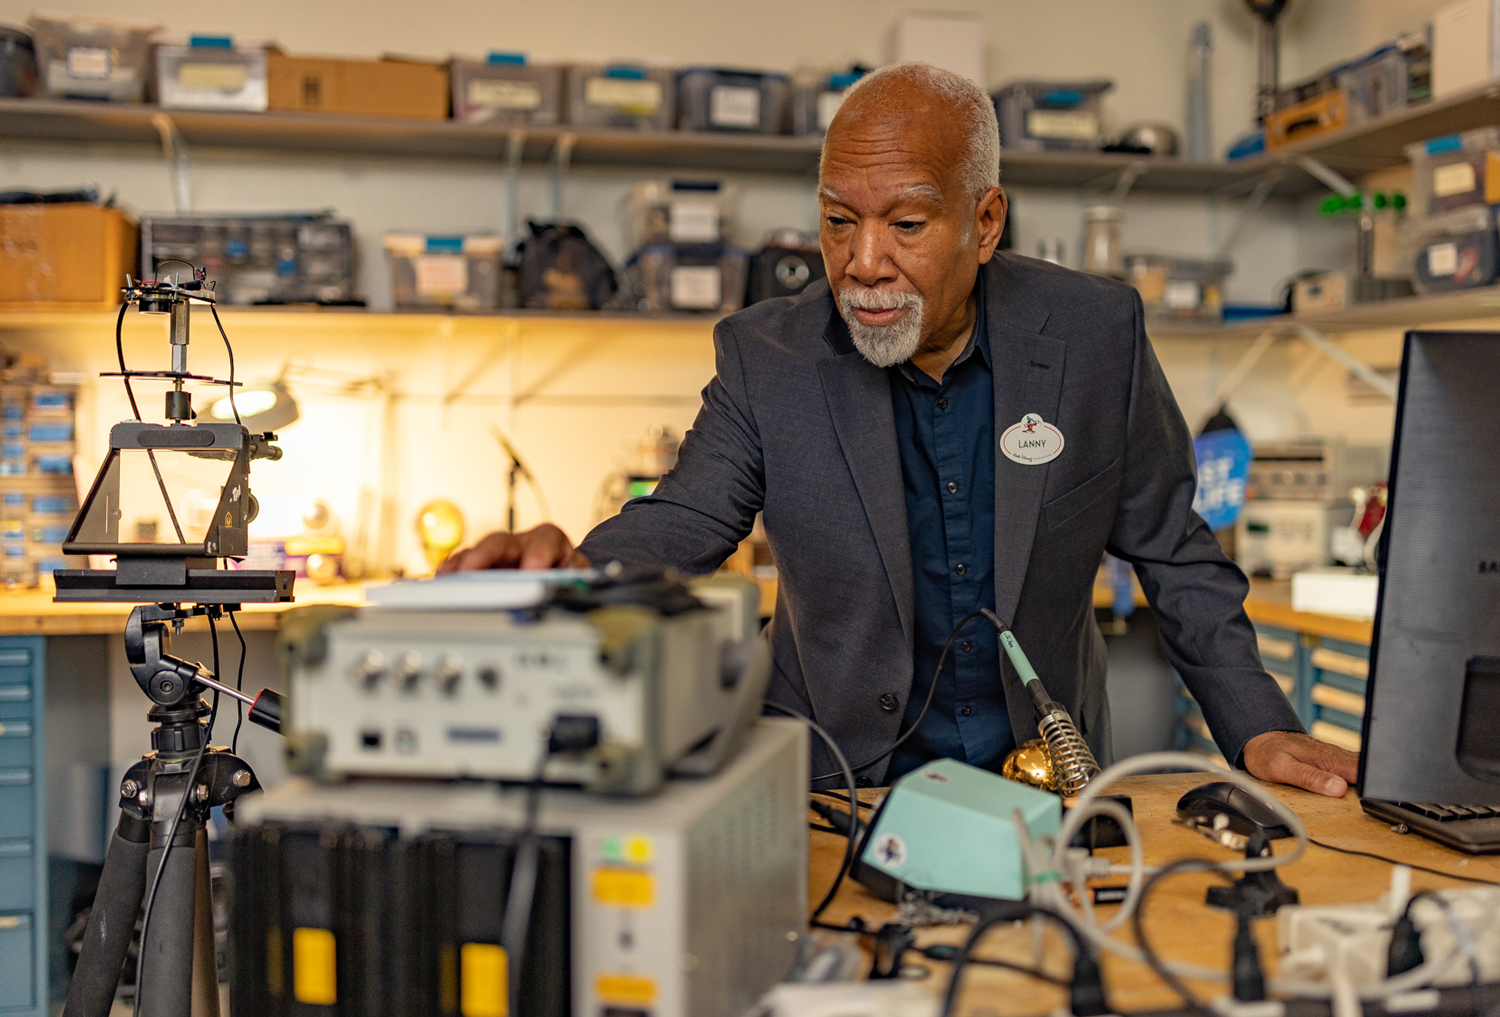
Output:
[854,757,1061,904]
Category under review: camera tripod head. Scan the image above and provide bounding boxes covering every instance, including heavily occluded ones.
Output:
[126,603,283,734]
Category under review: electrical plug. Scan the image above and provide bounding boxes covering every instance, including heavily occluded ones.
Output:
[1233,909,1267,1002]
[1386,910,1424,976]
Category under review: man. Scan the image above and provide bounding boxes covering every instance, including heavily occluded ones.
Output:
[444,63,1358,797]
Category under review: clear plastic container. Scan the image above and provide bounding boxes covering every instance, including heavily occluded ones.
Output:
[155,37,267,111]
[0,26,37,98]
[384,233,504,310]
[141,213,356,306]
[791,70,862,136]
[1406,127,1500,217]
[624,243,749,313]
[450,54,562,126]
[623,179,741,252]
[565,63,674,131]
[1335,45,1409,126]
[1404,206,1500,294]
[28,13,158,101]
[1124,254,1232,321]
[991,80,1113,152]
[676,67,790,134]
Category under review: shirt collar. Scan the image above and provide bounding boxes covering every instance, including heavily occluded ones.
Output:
[895,278,990,386]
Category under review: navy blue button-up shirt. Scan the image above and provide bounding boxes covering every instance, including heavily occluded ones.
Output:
[886,284,1014,781]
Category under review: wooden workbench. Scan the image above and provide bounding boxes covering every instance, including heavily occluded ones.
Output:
[810,773,1500,1016]
[1091,574,1375,645]
[0,579,368,635]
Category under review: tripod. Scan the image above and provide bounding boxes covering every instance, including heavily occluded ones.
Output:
[62,604,282,1017]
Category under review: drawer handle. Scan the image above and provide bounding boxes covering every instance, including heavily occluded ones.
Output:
[0,685,30,702]
[0,722,31,737]
[1311,719,1361,752]
[0,840,32,857]
[0,768,32,785]
[1311,684,1366,717]
[1257,636,1297,661]
[0,650,32,667]
[1311,647,1369,680]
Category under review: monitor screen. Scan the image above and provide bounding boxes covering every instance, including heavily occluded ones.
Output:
[1359,331,1500,804]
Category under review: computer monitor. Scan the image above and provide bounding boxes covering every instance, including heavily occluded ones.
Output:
[1358,330,1500,805]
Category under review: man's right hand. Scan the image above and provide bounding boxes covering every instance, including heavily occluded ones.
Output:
[437,523,590,572]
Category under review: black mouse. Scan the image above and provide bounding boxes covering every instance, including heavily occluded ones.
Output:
[1176,781,1292,841]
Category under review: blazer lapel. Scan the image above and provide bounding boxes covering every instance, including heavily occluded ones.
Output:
[987,256,1066,627]
[817,312,915,653]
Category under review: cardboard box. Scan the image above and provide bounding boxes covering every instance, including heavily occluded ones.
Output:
[268,52,449,119]
[0,205,137,310]
[1265,89,1347,150]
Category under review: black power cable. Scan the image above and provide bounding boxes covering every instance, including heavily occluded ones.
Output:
[810,609,983,783]
[207,303,242,427]
[1308,838,1500,886]
[228,610,248,754]
[1128,857,1227,1017]
[940,904,1109,1017]
[763,701,859,921]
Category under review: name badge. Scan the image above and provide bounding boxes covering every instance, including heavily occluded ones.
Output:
[1001,413,1064,465]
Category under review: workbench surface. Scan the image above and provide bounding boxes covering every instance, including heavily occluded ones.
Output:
[809,773,1498,1015]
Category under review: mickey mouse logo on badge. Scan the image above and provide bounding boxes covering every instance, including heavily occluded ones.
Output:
[1001,413,1065,465]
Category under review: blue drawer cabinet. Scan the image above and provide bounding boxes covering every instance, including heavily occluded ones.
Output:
[1307,636,1370,753]
[0,638,44,1017]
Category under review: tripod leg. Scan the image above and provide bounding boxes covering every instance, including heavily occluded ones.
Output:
[138,819,200,1017]
[191,827,221,1017]
[64,812,151,1017]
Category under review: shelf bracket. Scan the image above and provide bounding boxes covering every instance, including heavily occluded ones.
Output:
[1214,169,1283,261]
[1290,322,1398,399]
[1111,160,1147,204]
[149,113,192,214]
[505,129,526,248]
[550,132,576,220]
[1293,155,1356,198]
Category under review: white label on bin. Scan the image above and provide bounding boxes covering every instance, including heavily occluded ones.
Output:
[1026,109,1097,141]
[66,46,111,81]
[179,63,248,92]
[585,77,662,114]
[668,201,719,243]
[817,90,845,131]
[468,79,542,111]
[1433,161,1478,199]
[415,255,469,296]
[1164,279,1201,310]
[671,266,722,310]
[1428,242,1459,277]
[709,85,761,128]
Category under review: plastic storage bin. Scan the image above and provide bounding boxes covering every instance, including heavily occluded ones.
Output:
[1405,127,1500,217]
[141,213,356,306]
[625,244,749,313]
[623,179,741,252]
[677,67,790,134]
[991,80,1112,151]
[155,37,268,111]
[566,63,674,130]
[384,233,504,310]
[791,70,862,136]
[1405,207,1500,294]
[450,54,562,125]
[1334,45,1409,126]
[1125,254,1232,321]
[28,14,158,101]
[0,27,37,98]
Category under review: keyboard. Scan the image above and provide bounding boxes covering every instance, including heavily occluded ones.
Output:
[1363,798,1500,854]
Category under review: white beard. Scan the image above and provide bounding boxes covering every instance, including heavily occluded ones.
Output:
[837,286,925,368]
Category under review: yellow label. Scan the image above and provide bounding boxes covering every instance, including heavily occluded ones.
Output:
[584,76,661,114]
[179,62,249,91]
[0,915,20,929]
[592,867,655,908]
[292,927,337,1005]
[596,972,657,1006]
[621,834,654,865]
[460,942,508,1017]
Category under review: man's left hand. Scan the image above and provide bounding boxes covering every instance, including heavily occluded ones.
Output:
[1242,730,1359,797]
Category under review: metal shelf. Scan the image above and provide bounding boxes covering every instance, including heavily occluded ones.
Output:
[1151,285,1500,340]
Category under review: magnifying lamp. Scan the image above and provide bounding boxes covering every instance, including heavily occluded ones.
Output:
[206,379,300,431]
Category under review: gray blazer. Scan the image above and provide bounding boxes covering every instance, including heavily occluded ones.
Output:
[579,253,1303,782]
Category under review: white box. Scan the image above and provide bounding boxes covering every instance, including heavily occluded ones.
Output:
[1433,0,1500,99]
[1291,566,1380,619]
[890,11,984,85]
[1235,501,1351,579]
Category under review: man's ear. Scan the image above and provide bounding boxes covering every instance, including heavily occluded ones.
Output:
[976,187,1007,264]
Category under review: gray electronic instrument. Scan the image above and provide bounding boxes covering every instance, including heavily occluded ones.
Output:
[282,571,770,794]
[231,718,809,1017]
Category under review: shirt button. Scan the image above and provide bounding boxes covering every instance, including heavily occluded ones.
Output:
[960,641,972,653]
[947,481,959,494]
[960,705,973,717]
[937,397,949,410]
[955,563,967,576]
[878,693,899,712]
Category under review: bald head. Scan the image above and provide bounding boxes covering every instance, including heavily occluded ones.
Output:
[822,63,1000,201]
